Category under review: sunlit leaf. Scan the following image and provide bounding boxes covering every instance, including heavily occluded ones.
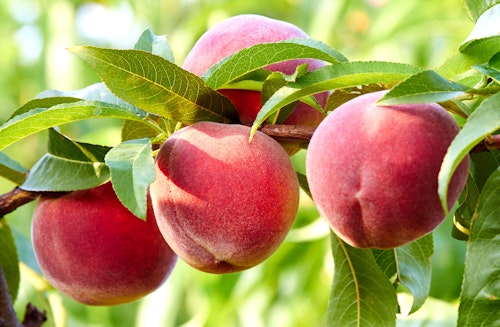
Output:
[328,233,398,326]
[69,46,238,124]
[438,93,500,214]
[0,100,153,152]
[203,38,348,89]
[463,0,500,22]
[250,61,423,139]
[437,36,500,79]
[462,4,500,49]
[457,168,500,326]
[36,82,140,111]
[7,96,81,121]
[378,70,470,105]
[105,138,155,220]
[0,221,20,302]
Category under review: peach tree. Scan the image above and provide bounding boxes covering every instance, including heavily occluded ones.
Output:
[0,0,499,326]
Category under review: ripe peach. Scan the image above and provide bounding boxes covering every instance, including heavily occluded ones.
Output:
[31,182,177,305]
[182,14,327,127]
[306,90,469,249]
[150,121,299,273]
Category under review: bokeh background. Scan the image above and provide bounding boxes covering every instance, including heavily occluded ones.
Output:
[0,0,474,326]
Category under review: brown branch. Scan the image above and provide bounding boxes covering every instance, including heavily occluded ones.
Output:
[0,124,498,219]
[0,265,21,327]
[21,304,47,327]
[0,188,40,219]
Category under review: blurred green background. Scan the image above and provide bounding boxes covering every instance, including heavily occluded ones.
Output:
[0,0,473,326]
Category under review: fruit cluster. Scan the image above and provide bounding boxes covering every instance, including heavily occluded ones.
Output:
[31,14,469,306]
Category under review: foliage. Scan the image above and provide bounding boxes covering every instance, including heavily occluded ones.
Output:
[0,0,499,326]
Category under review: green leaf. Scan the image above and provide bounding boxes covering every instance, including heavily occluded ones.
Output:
[462,4,500,49]
[328,233,398,326]
[250,61,423,139]
[464,0,500,22]
[21,130,111,191]
[378,70,470,105]
[203,38,348,89]
[395,236,434,314]
[47,128,110,162]
[474,53,500,83]
[437,36,500,79]
[296,172,312,199]
[21,154,109,191]
[105,138,155,220]
[0,152,27,185]
[0,221,20,302]
[373,235,433,315]
[7,96,81,121]
[69,46,238,124]
[134,28,175,62]
[0,100,153,152]
[438,93,500,214]
[457,168,500,327]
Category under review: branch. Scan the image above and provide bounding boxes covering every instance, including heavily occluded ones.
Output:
[0,125,499,219]
[0,188,40,218]
[0,266,46,327]
[0,265,21,327]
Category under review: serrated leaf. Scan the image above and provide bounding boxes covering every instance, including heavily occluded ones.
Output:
[464,0,500,22]
[0,221,20,302]
[21,154,109,191]
[134,28,175,62]
[473,53,500,83]
[378,70,470,105]
[7,96,81,121]
[203,38,348,89]
[0,152,27,185]
[21,129,111,191]
[457,168,500,327]
[439,93,500,214]
[47,128,110,162]
[250,61,423,139]
[328,233,398,327]
[105,138,155,220]
[395,235,433,314]
[0,100,153,152]
[462,4,500,48]
[37,82,140,111]
[373,235,433,315]
[437,36,500,79]
[69,46,238,124]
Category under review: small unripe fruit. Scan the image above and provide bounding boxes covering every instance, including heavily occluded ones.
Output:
[182,14,327,127]
[32,182,177,305]
[150,122,299,273]
[306,90,469,249]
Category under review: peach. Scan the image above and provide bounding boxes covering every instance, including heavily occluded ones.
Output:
[182,14,327,127]
[150,121,299,273]
[306,90,469,249]
[31,182,177,305]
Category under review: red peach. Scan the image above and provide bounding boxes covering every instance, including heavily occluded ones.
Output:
[150,121,299,273]
[306,90,469,249]
[182,14,327,127]
[31,182,177,305]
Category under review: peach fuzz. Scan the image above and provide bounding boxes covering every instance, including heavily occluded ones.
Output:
[150,122,299,273]
[31,182,177,305]
[306,90,469,249]
[182,14,327,127]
